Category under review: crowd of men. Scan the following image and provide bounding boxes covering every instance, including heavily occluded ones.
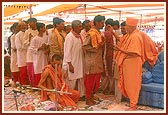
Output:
[4,15,160,111]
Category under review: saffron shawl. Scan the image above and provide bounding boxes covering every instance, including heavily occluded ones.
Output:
[88,28,102,48]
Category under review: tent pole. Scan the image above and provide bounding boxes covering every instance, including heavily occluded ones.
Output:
[140,14,142,30]
[54,64,58,111]
[119,11,121,22]
[29,4,32,18]
[155,17,157,27]
[84,4,86,20]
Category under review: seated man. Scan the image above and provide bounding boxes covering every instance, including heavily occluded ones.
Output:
[38,54,80,108]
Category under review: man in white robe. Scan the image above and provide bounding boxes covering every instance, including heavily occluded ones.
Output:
[23,18,38,87]
[46,24,54,43]
[15,21,28,85]
[30,22,49,87]
[112,20,122,45]
[10,22,20,86]
[80,20,91,42]
[63,20,85,98]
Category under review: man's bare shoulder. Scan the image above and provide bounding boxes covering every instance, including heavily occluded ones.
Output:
[41,67,51,78]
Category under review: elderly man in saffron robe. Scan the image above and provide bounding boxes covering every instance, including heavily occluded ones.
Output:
[114,17,144,111]
[113,17,158,111]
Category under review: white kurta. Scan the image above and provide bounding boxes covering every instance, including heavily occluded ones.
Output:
[23,29,38,63]
[10,34,19,72]
[30,35,48,74]
[15,31,27,67]
[80,29,87,42]
[47,28,54,43]
[113,29,122,45]
[63,32,83,80]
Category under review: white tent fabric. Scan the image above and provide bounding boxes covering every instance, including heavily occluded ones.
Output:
[3,2,166,26]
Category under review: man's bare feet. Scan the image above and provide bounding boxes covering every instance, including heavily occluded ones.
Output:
[125,106,137,111]
[92,95,100,101]
[91,98,96,104]
[86,99,95,106]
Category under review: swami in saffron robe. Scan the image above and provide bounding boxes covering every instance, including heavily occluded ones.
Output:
[40,65,80,107]
[115,29,144,107]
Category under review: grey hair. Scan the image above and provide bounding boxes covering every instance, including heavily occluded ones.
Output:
[18,21,26,26]
[71,20,81,29]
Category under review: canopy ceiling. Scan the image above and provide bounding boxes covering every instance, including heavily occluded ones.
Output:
[3,2,165,26]
[33,4,82,16]
[4,4,37,17]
